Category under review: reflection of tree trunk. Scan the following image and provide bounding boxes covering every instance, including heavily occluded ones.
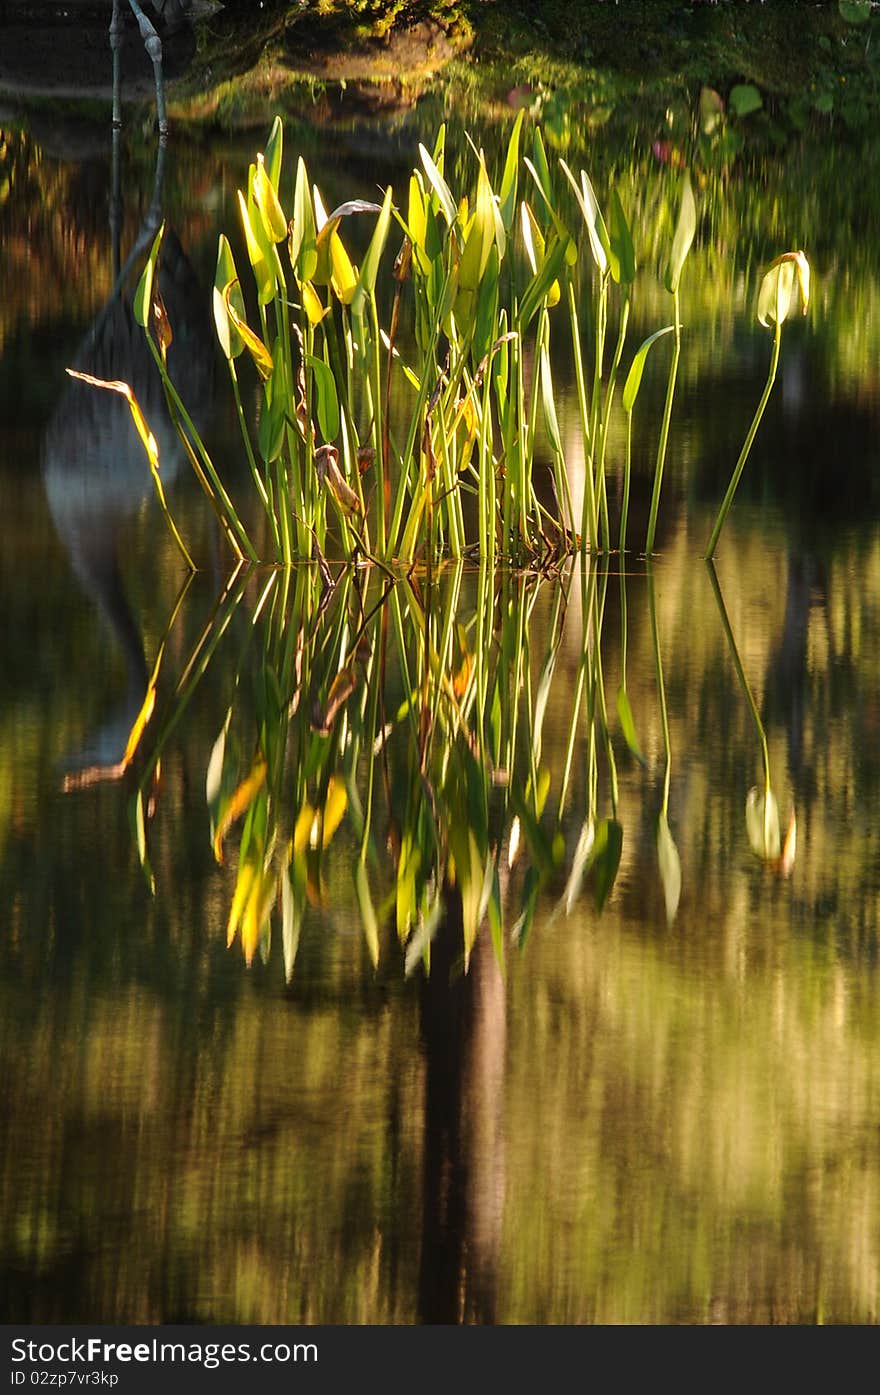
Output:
[417,884,506,1324]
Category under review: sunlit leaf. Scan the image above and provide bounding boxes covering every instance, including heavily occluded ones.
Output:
[238,189,275,305]
[290,156,318,283]
[121,682,156,768]
[130,789,155,895]
[622,325,675,413]
[419,142,457,226]
[320,775,348,848]
[757,250,810,327]
[499,108,524,235]
[223,282,274,378]
[608,188,636,286]
[351,184,393,317]
[616,686,643,761]
[293,803,315,856]
[563,817,595,913]
[213,236,245,360]
[664,170,696,295]
[133,223,164,329]
[253,152,288,243]
[301,279,328,326]
[560,160,609,276]
[656,813,681,924]
[590,818,623,912]
[213,754,267,864]
[264,114,283,192]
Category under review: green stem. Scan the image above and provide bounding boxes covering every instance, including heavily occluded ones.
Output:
[706,320,782,560]
[647,565,672,818]
[645,286,681,556]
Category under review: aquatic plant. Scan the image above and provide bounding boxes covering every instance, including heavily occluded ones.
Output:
[706,250,811,560]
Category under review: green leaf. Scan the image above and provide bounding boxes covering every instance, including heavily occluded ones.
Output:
[213,236,245,360]
[540,342,565,459]
[499,109,524,235]
[134,223,165,329]
[419,143,457,227]
[622,325,675,413]
[129,790,155,895]
[616,686,643,761]
[531,127,553,207]
[253,154,287,243]
[517,236,568,329]
[304,353,340,442]
[608,189,636,287]
[238,189,275,305]
[560,160,609,276]
[290,156,318,283]
[656,813,681,924]
[355,860,380,969]
[664,171,697,295]
[282,853,305,983]
[352,185,393,317]
[512,866,540,950]
[264,114,283,192]
[840,0,871,23]
[590,818,623,913]
[563,817,595,914]
[729,83,763,118]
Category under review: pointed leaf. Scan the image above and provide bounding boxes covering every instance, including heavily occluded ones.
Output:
[664,171,696,295]
[499,109,524,235]
[616,685,643,760]
[213,235,245,360]
[590,818,623,912]
[622,325,675,413]
[355,860,380,969]
[609,188,636,286]
[746,786,781,860]
[656,813,681,924]
[264,115,283,191]
[351,185,393,316]
[134,223,165,328]
[304,353,340,441]
[419,143,457,226]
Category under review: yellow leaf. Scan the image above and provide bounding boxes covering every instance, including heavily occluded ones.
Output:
[121,682,157,768]
[320,776,348,848]
[253,153,288,243]
[227,859,256,945]
[330,230,358,304]
[212,754,267,864]
[293,803,316,855]
[301,280,329,326]
[222,283,274,380]
[66,371,158,468]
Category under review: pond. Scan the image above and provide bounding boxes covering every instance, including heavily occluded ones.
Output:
[2,9,880,1326]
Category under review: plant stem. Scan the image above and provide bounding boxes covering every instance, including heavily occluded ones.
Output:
[645,286,681,556]
[705,320,782,560]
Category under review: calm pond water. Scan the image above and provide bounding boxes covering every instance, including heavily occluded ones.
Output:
[2,26,880,1325]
